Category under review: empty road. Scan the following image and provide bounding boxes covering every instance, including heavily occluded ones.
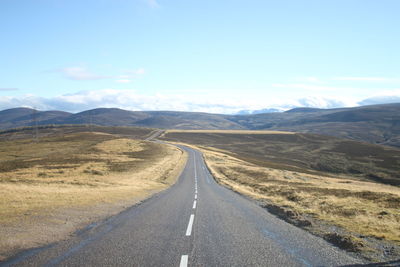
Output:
[2,145,362,266]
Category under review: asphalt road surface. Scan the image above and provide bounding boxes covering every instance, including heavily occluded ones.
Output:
[2,145,363,267]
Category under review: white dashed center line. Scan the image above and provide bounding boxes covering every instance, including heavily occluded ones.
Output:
[180,255,188,267]
[194,154,197,179]
[186,214,195,236]
[180,153,201,265]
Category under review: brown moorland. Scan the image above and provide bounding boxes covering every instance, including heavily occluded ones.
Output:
[0,128,187,261]
[162,130,400,185]
[162,130,400,261]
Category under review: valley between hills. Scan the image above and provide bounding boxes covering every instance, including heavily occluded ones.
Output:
[0,103,399,264]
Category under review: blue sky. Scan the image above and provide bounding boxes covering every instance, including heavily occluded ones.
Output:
[1,0,400,113]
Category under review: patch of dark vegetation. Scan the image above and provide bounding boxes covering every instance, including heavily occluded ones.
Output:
[0,160,31,172]
[108,162,136,172]
[323,233,364,252]
[262,203,312,228]
[108,143,166,172]
[83,169,104,175]
[123,145,160,159]
[0,124,154,142]
[43,165,78,169]
[0,157,102,173]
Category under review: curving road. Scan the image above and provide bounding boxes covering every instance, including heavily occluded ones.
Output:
[2,145,362,267]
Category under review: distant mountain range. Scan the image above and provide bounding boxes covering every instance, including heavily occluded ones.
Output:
[1,103,400,147]
[235,108,284,115]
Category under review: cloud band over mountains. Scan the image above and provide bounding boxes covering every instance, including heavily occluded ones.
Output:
[1,89,400,114]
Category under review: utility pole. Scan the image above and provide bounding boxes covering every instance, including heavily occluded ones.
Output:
[89,111,93,132]
[59,124,64,138]
[32,108,39,142]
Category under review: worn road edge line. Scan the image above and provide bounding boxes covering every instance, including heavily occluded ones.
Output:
[185,214,195,236]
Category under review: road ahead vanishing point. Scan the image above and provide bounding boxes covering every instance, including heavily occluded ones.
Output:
[2,145,362,267]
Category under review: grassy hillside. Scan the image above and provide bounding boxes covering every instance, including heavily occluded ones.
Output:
[136,111,244,129]
[56,108,150,126]
[1,103,400,147]
[162,130,400,185]
[0,124,155,142]
[0,108,71,129]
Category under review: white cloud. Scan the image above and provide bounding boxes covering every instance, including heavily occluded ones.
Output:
[334,77,395,82]
[271,83,356,92]
[56,66,145,83]
[0,95,50,110]
[359,96,400,106]
[357,89,400,106]
[1,89,399,114]
[0,89,270,114]
[60,67,110,81]
[114,68,145,83]
[294,96,356,109]
[122,68,145,77]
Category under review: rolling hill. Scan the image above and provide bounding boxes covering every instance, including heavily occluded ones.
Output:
[229,103,400,147]
[1,103,399,147]
[0,108,71,129]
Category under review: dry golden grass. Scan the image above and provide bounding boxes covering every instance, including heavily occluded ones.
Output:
[192,145,400,244]
[0,132,187,260]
